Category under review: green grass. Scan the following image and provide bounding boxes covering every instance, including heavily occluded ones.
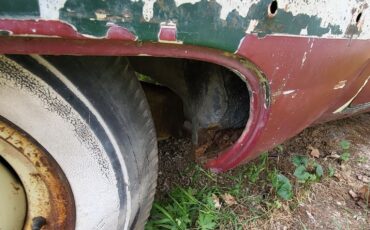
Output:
[146,153,293,229]
[147,148,345,229]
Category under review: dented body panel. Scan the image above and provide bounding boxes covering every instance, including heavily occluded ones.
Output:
[0,0,370,171]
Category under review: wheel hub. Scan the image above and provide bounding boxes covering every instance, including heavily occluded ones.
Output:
[0,119,75,229]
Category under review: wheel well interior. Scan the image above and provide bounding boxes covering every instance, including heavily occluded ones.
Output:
[129,57,251,159]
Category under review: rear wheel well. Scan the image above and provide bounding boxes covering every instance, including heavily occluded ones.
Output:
[128,57,251,161]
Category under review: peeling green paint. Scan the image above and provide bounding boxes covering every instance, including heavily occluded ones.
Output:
[59,0,345,51]
[246,0,342,37]
[0,0,365,52]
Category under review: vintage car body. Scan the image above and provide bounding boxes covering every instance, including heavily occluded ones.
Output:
[1,0,369,171]
[0,0,369,229]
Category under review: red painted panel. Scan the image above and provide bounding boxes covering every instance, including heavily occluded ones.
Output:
[0,19,84,38]
[0,18,370,171]
[236,35,370,163]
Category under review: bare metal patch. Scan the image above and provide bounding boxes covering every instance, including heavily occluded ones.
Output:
[334,80,347,90]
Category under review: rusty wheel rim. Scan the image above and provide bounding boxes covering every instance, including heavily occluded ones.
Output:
[0,118,75,229]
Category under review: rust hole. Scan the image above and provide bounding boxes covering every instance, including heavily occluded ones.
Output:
[268,0,278,17]
[356,12,362,24]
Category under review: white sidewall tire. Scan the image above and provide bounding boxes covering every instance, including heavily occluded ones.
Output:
[0,55,158,229]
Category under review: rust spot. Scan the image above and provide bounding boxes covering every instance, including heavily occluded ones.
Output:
[194,127,243,164]
[29,172,41,178]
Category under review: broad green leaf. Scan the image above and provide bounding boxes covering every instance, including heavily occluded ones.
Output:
[292,155,308,167]
[273,174,293,200]
[294,165,310,181]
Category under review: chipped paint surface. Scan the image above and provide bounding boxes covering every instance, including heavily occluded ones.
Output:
[0,0,369,53]
[166,0,369,39]
[277,0,370,38]
[301,51,307,68]
[171,0,260,20]
[334,76,370,113]
[334,80,347,89]
[39,0,67,19]
[246,19,259,34]
[139,0,157,22]
[139,0,370,39]
[282,90,296,95]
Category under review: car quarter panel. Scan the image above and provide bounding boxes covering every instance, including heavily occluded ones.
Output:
[0,0,370,171]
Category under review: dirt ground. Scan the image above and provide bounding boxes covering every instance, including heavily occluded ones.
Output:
[155,113,370,230]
